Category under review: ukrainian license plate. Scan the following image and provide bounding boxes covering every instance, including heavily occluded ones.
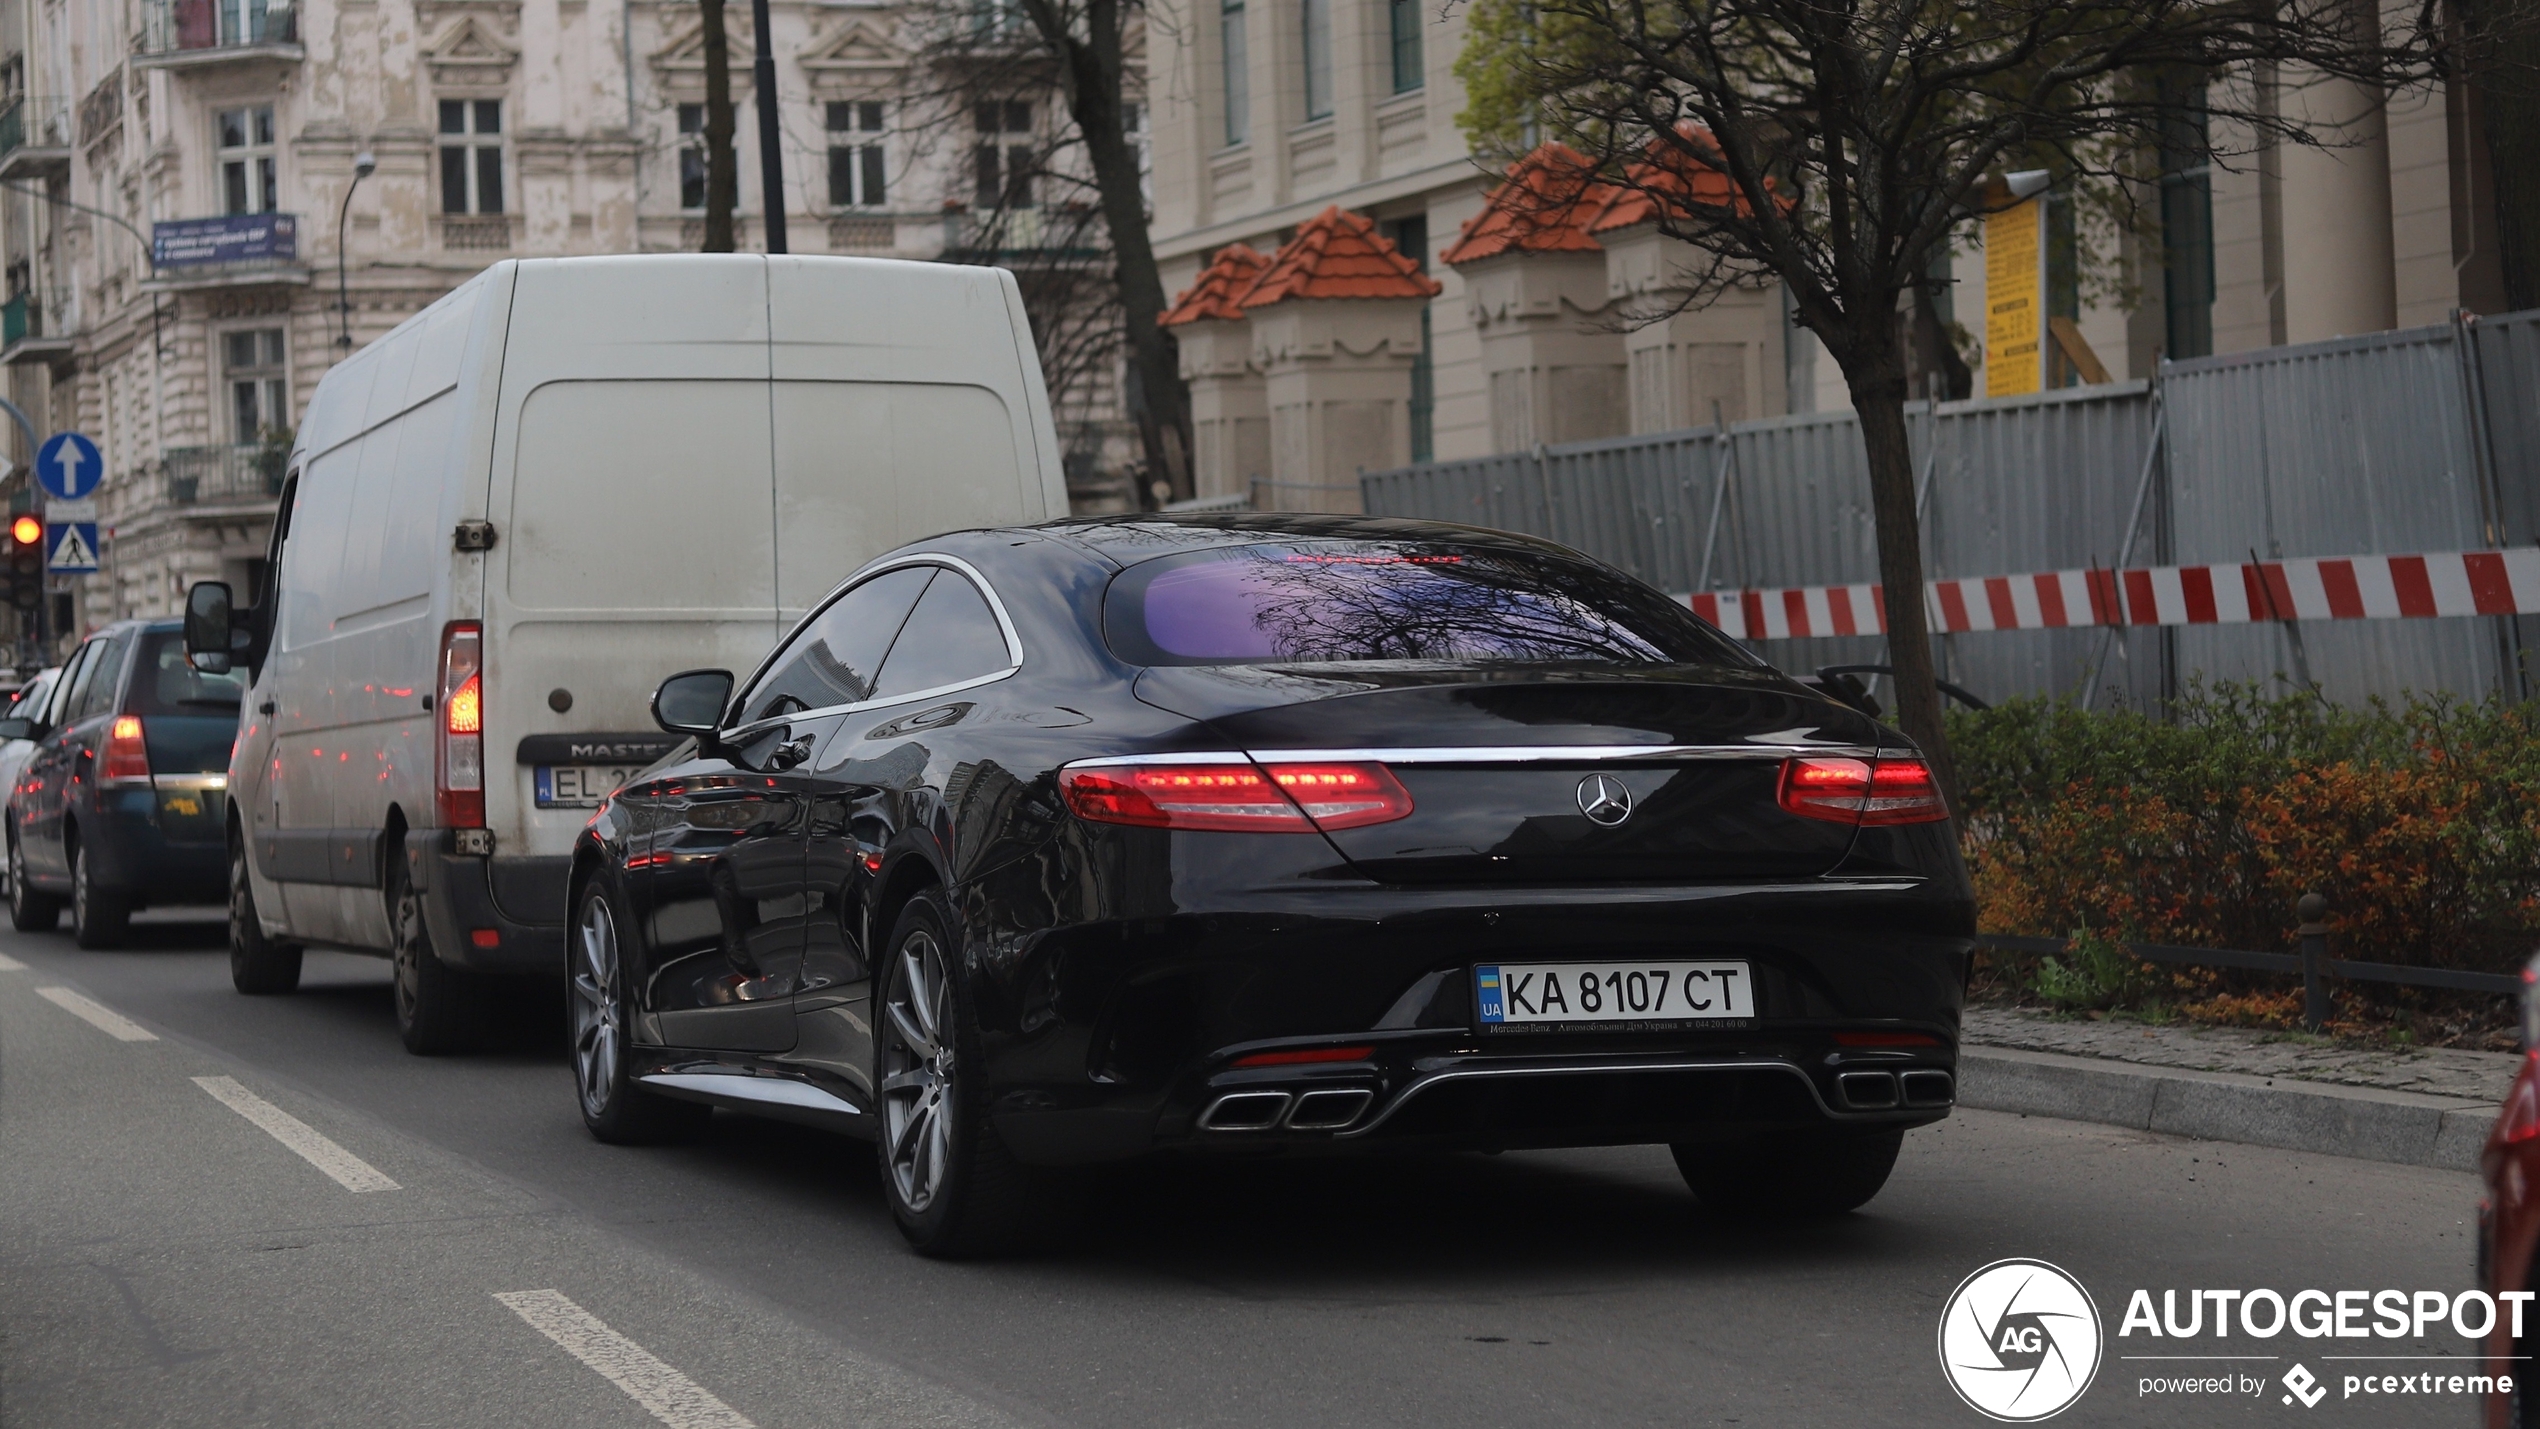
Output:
[535,765,643,808]
[1475,960,1754,1028]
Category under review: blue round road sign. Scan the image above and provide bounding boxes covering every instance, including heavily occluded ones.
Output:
[35,432,101,502]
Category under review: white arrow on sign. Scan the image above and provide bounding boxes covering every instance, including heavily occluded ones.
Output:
[52,441,84,491]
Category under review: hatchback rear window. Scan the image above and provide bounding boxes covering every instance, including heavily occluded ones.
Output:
[131,632,246,716]
[1103,541,1756,667]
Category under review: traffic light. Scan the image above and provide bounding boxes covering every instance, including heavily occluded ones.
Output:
[6,516,42,613]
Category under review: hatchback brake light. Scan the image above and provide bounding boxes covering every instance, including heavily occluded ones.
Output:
[1777,757,1949,826]
[1058,760,1413,832]
[438,622,484,828]
[103,714,150,782]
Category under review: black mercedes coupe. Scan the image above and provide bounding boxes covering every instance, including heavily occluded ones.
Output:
[566,515,1972,1256]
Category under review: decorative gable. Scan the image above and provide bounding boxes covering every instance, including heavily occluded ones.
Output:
[425,15,520,87]
[798,18,904,91]
[650,15,757,87]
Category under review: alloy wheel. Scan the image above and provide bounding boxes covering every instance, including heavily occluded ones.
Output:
[391,878,423,1026]
[571,894,623,1119]
[8,836,24,912]
[879,929,955,1214]
[70,846,86,929]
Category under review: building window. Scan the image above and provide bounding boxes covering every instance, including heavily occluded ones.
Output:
[1389,0,1422,93]
[2160,81,2215,360]
[1220,0,1248,146]
[827,102,887,208]
[225,328,288,445]
[1123,101,1151,204]
[438,99,504,215]
[216,105,276,216]
[677,103,738,211]
[1301,0,1332,120]
[973,101,1033,209]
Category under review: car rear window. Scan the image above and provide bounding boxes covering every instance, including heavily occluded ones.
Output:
[130,631,246,717]
[1102,541,1757,668]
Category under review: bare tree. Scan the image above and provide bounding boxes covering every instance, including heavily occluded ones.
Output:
[914,0,1189,502]
[698,0,740,252]
[1456,0,2526,792]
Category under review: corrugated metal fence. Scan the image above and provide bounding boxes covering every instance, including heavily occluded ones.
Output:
[1360,311,2540,708]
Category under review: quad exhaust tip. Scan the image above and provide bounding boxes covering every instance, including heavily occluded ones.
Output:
[1286,1088,1374,1131]
[1835,1070,1901,1111]
[1197,1087,1376,1132]
[1900,1069,1956,1107]
[1197,1090,1292,1131]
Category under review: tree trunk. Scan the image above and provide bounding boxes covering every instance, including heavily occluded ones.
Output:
[1040,0,1192,505]
[700,0,738,254]
[1846,353,1962,806]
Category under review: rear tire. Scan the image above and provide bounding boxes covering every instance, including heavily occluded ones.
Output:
[7,826,58,931]
[69,838,128,949]
[570,877,709,1144]
[228,836,301,994]
[1672,1126,1905,1216]
[390,847,473,1054]
[877,892,1039,1259]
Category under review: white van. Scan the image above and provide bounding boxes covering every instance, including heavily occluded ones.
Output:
[185,254,1068,1052]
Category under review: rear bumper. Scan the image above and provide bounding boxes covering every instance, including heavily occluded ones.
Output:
[78,792,225,904]
[409,839,567,977]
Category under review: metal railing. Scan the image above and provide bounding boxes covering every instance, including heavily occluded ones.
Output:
[0,97,73,160]
[138,0,298,57]
[435,213,515,252]
[163,444,286,506]
[2,286,76,348]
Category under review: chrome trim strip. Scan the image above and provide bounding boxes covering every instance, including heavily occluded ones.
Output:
[639,1072,863,1115]
[1336,1057,1869,1138]
[151,773,229,792]
[1245,744,1884,764]
[1059,751,1252,769]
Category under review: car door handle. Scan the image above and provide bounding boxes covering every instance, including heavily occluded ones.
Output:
[767,735,815,771]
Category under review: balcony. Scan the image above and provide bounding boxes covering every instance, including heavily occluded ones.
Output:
[2,286,77,366]
[136,0,302,68]
[0,98,72,181]
[435,213,516,252]
[163,445,287,508]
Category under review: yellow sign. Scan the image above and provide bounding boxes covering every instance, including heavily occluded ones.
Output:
[1984,196,2043,398]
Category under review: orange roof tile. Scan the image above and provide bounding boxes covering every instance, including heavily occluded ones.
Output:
[1440,143,1626,265]
[1158,243,1272,327]
[1240,207,1443,307]
[1589,127,1782,232]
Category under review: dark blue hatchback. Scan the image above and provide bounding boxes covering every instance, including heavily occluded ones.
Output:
[3,619,243,946]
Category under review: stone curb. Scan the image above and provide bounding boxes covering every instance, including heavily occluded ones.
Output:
[1958,1045,2498,1172]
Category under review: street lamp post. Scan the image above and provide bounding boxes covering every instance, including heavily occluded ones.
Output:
[336,151,377,349]
[749,0,786,253]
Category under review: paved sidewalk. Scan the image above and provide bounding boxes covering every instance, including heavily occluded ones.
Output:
[1956,1005,2522,1172]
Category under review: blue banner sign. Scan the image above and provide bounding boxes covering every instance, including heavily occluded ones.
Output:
[153,213,297,269]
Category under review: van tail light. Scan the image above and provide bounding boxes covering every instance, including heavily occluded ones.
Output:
[438,622,484,828]
[1058,760,1413,833]
[102,714,151,782]
[1778,757,1950,826]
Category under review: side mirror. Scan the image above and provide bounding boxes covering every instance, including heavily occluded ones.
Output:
[652,669,734,737]
[0,716,31,742]
[186,581,234,674]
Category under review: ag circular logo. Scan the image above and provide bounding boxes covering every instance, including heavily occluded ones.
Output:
[1938,1259,2103,1421]
[1576,772,1633,826]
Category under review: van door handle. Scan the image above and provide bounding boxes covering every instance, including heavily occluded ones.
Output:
[259,701,276,715]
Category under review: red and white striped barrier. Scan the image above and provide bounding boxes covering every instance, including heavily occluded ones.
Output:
[1681,548,2540,641]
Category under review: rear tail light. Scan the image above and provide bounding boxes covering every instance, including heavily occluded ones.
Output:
[1833,1030,1942,1047]
[1058,760,1413,833]
[103,714,150,782]
[1230,1044,1376,1068]
[1777,756,1949,826]
[438,622,483,828]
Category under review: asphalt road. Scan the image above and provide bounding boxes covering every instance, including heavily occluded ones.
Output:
[0,913,2498,1428]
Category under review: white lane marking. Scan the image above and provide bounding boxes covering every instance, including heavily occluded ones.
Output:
[191,1076,400,1193]
[0,951,25,970]
[35,986,156,1040]
[494,1290,756,1429]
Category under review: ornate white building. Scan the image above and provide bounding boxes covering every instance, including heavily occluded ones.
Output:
[0,0,1139,653]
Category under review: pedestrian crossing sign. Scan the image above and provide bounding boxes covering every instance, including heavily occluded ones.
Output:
[45,520,97,573]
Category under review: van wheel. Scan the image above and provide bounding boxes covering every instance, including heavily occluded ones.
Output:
[571,878,708,1144]
[69,839,129,949]
[389,852,473,1054]
[229,837,301,994]
[1672,1127,1905,1216]
[7,828,58,931]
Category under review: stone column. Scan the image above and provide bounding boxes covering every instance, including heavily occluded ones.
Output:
[1598,222,1786,431]
[1455,248,1627,452]
[1176,315,1269,502]
[1249,297,1426,511]
[2276,64,2398,342]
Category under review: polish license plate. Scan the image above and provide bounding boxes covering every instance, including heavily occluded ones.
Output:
[535,765,643,808]
[1475,961,1754,1028]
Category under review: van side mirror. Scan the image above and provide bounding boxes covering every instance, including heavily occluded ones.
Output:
[652,669,734,737]
[186,581,234,674]
[0,716,31,741]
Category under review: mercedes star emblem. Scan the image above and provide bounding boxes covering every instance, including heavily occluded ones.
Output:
[1577,773,1633,826]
